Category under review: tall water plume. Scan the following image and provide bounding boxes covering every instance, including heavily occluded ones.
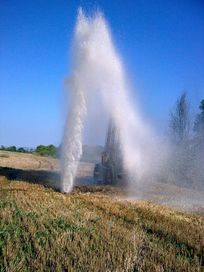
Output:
[61,8,163,192]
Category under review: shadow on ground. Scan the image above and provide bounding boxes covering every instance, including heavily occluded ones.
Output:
[0,166,60,190]
[0,166,95,191]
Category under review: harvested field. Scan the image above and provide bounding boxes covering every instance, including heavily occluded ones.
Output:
[0,151,203,271]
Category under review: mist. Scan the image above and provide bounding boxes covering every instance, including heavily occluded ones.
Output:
[61,8,203,213]
[61,8,167,193]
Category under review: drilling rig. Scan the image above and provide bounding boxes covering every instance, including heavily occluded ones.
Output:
[94,120,125,185]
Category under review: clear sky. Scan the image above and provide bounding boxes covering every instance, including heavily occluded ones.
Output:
[0,0,204,147]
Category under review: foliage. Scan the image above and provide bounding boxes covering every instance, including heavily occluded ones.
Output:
[0,146,27,153]
[35,145,58,157]
[167,96,204,188]
[169,92,190,144]
[17,147,26,153]
[3,146,17,152]
[194,99,204,138]
[0,145,59,158]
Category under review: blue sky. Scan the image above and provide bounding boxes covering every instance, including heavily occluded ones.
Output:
[0,0,204,147]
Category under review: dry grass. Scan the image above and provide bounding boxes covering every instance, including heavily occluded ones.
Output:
[0,151,204,271]
[0,151,58,171]
[0,176,203,271]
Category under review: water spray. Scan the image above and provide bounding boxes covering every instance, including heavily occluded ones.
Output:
[61,8,160,192]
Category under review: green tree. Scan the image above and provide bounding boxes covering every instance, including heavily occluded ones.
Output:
[35,145,57,157]
[194,99,204,139]
[17,147,26,153]
[7,146,17,152]
[169,92,190,144]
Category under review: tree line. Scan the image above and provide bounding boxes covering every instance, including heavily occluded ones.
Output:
[169,94,204,143]
[168,94,204,188]
[0,94,203,189]
[0,144,59,158]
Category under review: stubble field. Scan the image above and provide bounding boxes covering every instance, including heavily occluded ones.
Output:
[0,151,203,271]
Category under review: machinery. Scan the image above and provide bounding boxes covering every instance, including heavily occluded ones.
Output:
[94,120,126,185]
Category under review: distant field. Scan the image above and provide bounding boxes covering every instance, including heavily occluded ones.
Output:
[0,150,203,214]
[0,150,95,189]
[0,151,204,271]
[0,150,59,171]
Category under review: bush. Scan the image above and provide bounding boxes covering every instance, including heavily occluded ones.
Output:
[35,145,57,157]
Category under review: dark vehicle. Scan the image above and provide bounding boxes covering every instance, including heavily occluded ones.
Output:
[94,120,126,185]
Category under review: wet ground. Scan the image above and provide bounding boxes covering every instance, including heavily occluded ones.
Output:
[0,150,203,214]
